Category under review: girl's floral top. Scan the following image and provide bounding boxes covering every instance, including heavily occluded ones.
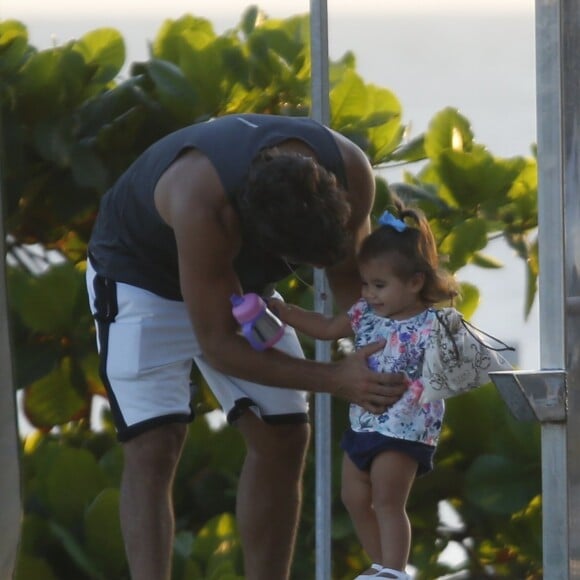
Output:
[347,299,444,447]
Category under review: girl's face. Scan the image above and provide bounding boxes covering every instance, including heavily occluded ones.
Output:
[359,255,425,320]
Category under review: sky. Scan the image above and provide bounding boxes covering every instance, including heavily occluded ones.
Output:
[3,0,534,19]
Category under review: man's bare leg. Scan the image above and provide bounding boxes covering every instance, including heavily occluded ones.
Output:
[236,412,310,580]
[119,423,188,580]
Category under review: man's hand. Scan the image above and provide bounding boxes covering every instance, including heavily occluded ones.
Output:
[333,341,408,413]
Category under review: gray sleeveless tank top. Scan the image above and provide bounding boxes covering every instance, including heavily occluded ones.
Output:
[88,114,347,300]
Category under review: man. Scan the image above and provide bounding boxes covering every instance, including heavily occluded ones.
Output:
[86,113,407,580]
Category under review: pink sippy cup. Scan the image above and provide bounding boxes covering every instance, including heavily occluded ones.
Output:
[230,293,286,351]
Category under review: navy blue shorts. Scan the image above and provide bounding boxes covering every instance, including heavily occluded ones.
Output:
[340,428,436,477]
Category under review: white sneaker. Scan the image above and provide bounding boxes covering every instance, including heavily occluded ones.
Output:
[373,568,411,579]
[354,566,411,579]
[353,563,383,579]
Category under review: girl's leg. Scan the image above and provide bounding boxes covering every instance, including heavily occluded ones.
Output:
[370,451,418,572]
[341,453,382,564]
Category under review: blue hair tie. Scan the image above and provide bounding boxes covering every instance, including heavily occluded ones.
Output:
[378,211,407,232]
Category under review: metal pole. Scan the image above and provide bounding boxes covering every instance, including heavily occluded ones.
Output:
[556,0,580,574]
[535,0,568,575]
[309,0,332,578]
[490,0,580,576]
[0,156,22,576]
[537,0,580,576]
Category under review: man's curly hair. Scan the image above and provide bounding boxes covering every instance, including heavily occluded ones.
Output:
[238,150,352,266]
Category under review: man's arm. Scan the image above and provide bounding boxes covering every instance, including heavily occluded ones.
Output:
[325,129,376,309]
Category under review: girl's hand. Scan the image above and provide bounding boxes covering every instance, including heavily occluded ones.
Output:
[266,297,286,319]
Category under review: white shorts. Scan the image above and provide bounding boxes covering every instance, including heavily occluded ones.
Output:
[86,260,309,441]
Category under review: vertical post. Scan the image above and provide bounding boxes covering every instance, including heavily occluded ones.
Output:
[0,165,21,575]
[535,0,580,576]
[559,0,580,573]
[310,0,330,125]
[309,1,333,578]
[535,0,567,574]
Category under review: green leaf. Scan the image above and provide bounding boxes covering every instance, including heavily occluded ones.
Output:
[240,6,261,36]
[206,537,243,579]
[442,388,505,460]
[153,15,216,61]
[98,444,125,488]
[84,488,127,578]
[469,253,504,268]
[173,550,204,580]
[10,320,62,389]
[465,454,538,515]
[73,28,125,85]
[388,134,427,163]
[330,69,369,128]
[331,511,355,541]
[176,416,212,476]
[388,181,450,214]
[32,117,75,166]
[424,107,474,158]
[364,85,403,161]
[0,19,31,74]
[147,58,199,122]
[191,470,236,521]
[524,239,539,318]
[249,20,304,67]
[437,148,527,208]
[49,521,105,579]
[17,47,86,117]
[191,513,238,563]
[22,359,87,428]
[245,21,304,90]
[454,281,479,320]
[372,177,395,214]
[172,531,205,579]
[70,142,109,191]
[439,217,488,272]
[178,39,232,112]
[14,554,59,580]
[40,445,106,527]
[76,76,149,135]
[209,425,246,473]
[17,514,52,556]
[9,262,85,334]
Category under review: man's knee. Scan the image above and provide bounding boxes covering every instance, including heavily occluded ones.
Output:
[123,423,188,474]
[238,413,310,460]
[269,422,310,459]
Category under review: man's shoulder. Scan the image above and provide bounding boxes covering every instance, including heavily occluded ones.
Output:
[154,149,230,228]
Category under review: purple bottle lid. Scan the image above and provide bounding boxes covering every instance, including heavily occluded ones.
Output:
[230,293,264,324]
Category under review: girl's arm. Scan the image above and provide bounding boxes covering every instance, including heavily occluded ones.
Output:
[269,298,352,341]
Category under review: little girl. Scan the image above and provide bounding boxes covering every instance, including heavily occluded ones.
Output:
[270,202,513,580]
